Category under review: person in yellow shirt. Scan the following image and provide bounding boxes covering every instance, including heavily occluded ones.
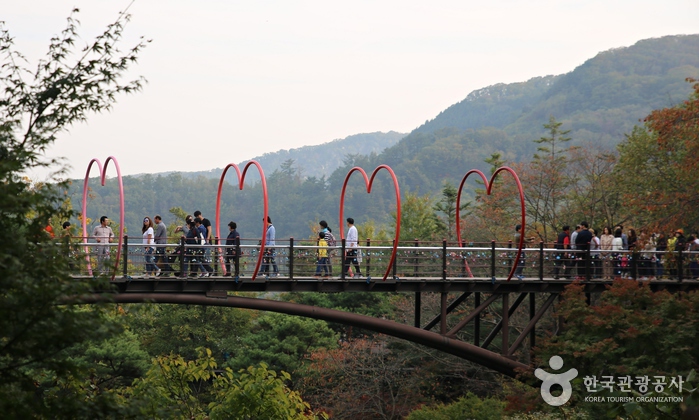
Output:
[314,231,329,278]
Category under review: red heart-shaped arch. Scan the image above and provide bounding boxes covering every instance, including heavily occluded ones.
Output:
[455,167,525,282]
[339,165,401,281]
[81,157,125,280]
[215,161,268,280]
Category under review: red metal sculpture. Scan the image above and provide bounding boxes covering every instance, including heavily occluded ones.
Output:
[339,165,401,281]
[81,157,125,280]
[455,167,525,281]
[214,161,269,280]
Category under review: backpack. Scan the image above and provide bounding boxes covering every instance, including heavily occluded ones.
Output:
[325,231,337,247]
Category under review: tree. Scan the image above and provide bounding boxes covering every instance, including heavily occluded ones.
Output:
[467,153,520,243]
[394,191,439,243]
[210,362,325,420]
[300,337,432,419]
[532,279,699,418]
[128,348,325,419]
[0,8,148,416]
[520,116,575,241]
[227,312,338,377]
[125,303,254,362]
[563,145,623,231]
[433,181,470,241]
[614,79,699,232]
[405,392,505,420]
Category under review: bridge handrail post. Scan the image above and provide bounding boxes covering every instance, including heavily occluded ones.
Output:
[442,239,447,280]
[122,235,128,278]
[678,247,684,283]
[538,241,544,281]
[507,240,513,272]
[179,236,186,277]
[340,238,346,280]
[392,239,397,279]
[366,238,371,279]
[413,239,419,278]
[630,249,638,280]
[491,240,496,280]
[289,237,294,280]
[585,242,591,280]
[213,237,219,276]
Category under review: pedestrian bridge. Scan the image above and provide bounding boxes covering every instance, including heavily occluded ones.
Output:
[71,240,698,379]
[73,157,696,379]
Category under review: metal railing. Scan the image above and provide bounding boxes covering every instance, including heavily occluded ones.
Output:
[61,237,699,282]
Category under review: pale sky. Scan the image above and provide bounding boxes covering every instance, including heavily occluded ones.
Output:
[5,0,697,179]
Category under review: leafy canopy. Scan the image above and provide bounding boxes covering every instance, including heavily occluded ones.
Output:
[0,7,148,417]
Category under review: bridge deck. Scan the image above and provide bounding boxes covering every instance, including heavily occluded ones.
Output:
[84,275,699,294]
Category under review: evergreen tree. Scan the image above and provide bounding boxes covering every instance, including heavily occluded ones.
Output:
[433,181,471,241]
[521,116,575,240]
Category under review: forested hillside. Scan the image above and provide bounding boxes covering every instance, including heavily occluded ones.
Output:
[70,34,699,240]
[415,34,699,148]
[143,131,406,181]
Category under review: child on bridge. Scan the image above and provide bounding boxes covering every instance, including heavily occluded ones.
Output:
[315,231,330,278]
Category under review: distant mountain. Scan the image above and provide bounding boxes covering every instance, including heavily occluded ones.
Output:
[415,35,699,147]
[144,131,406,181]
[354,34,699,194]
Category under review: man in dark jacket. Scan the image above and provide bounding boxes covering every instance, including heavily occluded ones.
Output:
[575,221,593,279]
[225,221,241,279]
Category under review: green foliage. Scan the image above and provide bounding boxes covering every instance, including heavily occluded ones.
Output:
[125,303,253,362]
[282,291,397,318]
[396,191,440,242]
[210,362,326,420]
[129,348,324,419]
[0,8,147,417]
[405,392,506,420]
[521,116,575,240]
[540,280,699,377]
[505,410,591,420]
[533,280,699,418]
[280,292,400,338]
[433,181,470,241]
[228,312,338,376]
[128,347,220,419]
[66,314,151,391]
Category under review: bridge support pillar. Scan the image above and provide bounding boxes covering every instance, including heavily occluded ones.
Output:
[440,292,447,335]
[474,292,480,346]
[502,293,509,356]
[529,293,536,350]
[414,292,421,328]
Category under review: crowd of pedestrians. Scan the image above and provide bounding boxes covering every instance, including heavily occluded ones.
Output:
[82,212,365,279]
[548,222,699,280]
[83,213,699,281]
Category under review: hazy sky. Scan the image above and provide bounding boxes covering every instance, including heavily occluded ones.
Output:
[5,0,697,179]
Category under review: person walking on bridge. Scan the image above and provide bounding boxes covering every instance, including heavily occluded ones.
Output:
[225,221,241,279]
[92,216,114,275]
[575,221,593,279]
[142,216,158,277]
[319,220,336,274]
[261,216,279,277]
[314,231,330,278]
[154,215,173,276]
[195,218,214,277]
[343,217,363,279]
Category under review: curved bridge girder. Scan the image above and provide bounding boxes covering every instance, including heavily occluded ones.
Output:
[81,293,530,378]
